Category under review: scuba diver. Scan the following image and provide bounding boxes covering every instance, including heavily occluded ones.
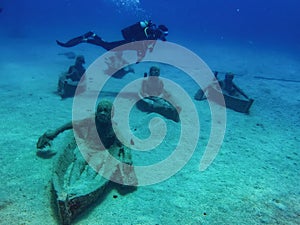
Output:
[56,20,168,50]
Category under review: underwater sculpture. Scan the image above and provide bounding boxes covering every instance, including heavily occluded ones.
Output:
[136,96,180,122]
[195,71,254,113]
[104,51,135,79]
[57,55,86,98]
[137,66,181,122]
[37,100,137,225]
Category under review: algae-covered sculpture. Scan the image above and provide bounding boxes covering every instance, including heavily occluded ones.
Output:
[37,100,137,225]
[57,55,86,98]
[104,51,135,79]
[194,71,254,114]
[137,66,181,122]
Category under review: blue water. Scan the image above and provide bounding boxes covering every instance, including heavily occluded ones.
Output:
[1,0,299,50]
[0,1,300,224]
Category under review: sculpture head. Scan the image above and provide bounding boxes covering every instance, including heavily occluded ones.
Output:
[95,100,116,148]
[75,55,85,66]
[95,100,113,126]
[149,66,160,77]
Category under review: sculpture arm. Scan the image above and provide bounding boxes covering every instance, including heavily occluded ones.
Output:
[36,122,73,149]
[233,83,249,99]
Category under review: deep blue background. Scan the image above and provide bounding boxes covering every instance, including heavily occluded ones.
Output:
[0,0,299,49]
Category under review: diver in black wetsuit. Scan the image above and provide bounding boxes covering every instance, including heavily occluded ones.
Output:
[56,20,168,50]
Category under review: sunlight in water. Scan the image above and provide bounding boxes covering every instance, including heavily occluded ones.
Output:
[109,0,144,14]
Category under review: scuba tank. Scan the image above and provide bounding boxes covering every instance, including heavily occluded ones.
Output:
[121,20,151,41]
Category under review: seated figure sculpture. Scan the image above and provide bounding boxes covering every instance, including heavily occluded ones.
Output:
[57,55,86,98]
[104,51,135,79]
[36,100,137,223]
[194,71,254,113]
[137,66,181,122]
[37,100,137,185]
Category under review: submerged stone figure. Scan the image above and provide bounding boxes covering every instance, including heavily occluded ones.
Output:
[57,55,86,98]
[137,66,181,122]
[104,51,135,79]
[219,72,243,96]
[194,71,254,113]
[37,100,136,178]
[37,100,137,224]
[194,71,249,100]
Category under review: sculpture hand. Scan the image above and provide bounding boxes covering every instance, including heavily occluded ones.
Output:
[36,130,56,149]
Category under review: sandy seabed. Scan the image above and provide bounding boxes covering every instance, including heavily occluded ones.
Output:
[0,37,299,225]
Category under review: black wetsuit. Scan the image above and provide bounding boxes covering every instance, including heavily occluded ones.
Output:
[56,21,167,50]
